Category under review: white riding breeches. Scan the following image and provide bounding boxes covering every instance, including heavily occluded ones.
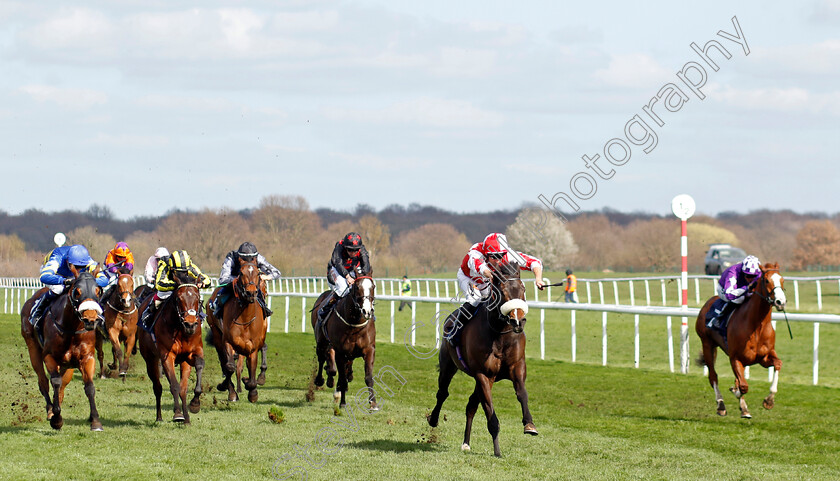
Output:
[457,269,490,307]
[328,267,351,297]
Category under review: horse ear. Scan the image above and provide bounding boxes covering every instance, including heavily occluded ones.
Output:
[759,263,767,273]
[93,264,101,277]
[69,264,80,278]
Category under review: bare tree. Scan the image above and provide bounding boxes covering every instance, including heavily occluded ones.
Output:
[792,220,840,269]
[506,208,578,271]
[67,226,117,264]
[393,223,470,273]
[154,209,251,269]
[565,214,624,270]
[357,215,391,258]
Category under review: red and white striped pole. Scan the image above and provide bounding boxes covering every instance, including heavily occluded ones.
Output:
[672,195,695,374]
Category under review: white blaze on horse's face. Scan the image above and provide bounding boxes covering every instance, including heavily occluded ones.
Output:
[360,278,374,318]
[769,273,786,309]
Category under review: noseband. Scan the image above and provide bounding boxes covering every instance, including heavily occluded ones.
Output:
[755,270,784,306]
[491,274,527,334]
[235,262,261,304]
[173,284,204,331]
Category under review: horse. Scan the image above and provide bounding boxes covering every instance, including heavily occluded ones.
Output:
[20,270,105,431]
[206,256,268,403]
[137,280,205,423]
[96,273,138,379]
[310,273,377,409]
[695,262,786,418]
[428,260,536,457]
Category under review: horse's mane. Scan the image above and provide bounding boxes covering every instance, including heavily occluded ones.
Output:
[493,260,521,279]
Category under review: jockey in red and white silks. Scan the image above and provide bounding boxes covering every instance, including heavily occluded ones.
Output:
[457,233,545,306]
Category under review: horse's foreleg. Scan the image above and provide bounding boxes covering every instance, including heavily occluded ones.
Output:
[257,342,268,386]
[476,374,501,457]
[109,328,123,378]
[95,333,107,379]
[729,358,751,419]
[314,343,327,387]
[245,350,259,403]
[362,346,378,411]
[763,351,782,410]
[24,339,53,419]
[703,343,726,416]
[45,358,63,429]
[146,357,164,422]
[462,385,482,452]
[121,327,136,377]
[180,362,192,424]
[189,355,204,414]
[326,348,337,389]
[511,362,537,435]
[161,353,184,422]
[335,354,348,408]
[235,353,243,394]
[80,356,103,431]
[428,350,457,428]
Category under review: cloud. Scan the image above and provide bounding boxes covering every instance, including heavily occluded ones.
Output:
[325,97,505,129]
[87,132,170,148]
[19,85,108,110]
[708,84,840,116]
[593,53,672,88]
[809,0,840,24]
[24,8,116,53]
[550,25,603,45]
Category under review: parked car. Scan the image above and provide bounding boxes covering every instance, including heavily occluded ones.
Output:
[704,244,747,275]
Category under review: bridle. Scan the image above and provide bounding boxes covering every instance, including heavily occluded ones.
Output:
[234,259,261,304]
[107,275,137,315]
[172,284,204,332]
[490,270,528,335]
[335,275,375,328]
[62,274,103,334]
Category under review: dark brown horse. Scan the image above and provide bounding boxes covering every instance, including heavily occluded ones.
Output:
[311,275,377,409]
[428,261,536,457]
[137,281,205,423]
[96,273,138,379]
[206,257,268,403]
[695,262,786,418]
[21,270,105,430]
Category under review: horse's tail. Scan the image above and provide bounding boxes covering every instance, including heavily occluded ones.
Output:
[695,351,707,367]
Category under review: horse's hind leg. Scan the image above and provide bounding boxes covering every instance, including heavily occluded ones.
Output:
[161,354,184,422]
[189,356,204,414]
[44,357,64,430]
[121,329,136,377]
[511,362,537,435]
[96,333,107,379]
[461,385,482,452]
[729,358,751,419]
[256,342,268,386]
[428,350,457,428]
[109,329,123,378]
[335,353,348,408]
[763,351,782,410]
[703,342,726,416]
[314,343,327,387]
[362,346,378,411]
[235,354,244,394]
[24,339,53,419]
[326,348,337,389]
[179,362,192,424]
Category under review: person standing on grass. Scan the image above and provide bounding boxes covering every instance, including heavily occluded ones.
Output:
[398,275,412,311]
[564,269,578,303]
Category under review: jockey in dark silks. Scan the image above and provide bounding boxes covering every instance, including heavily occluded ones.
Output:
[209,242,281,319]
[30,245,108,338]
[138,250,211,332]
[316,232,372,323]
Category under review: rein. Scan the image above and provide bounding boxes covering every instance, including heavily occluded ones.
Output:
[754,269,793,340]
[172,284,204,331]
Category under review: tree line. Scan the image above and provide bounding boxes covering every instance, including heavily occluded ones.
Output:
[1,198,839,277]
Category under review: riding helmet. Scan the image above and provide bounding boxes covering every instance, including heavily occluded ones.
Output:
[112,242,130,257]
[742,255,761,276]
[343,232,363,250]
[168,250,192,271]
[237,242,258,258]
[483,233,508,256]
[67,245,92,267]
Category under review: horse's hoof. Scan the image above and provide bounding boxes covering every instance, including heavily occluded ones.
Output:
[347,372,354,382]
[119,371,127,377]
[326,377,334,389]
[228,392,238,402]
[741,412,752,419]
[189,401,201,414]
[90,420,103,431]
[107,363,117,370]
[173,413,185,422]
[717,409,727,416]
[524,423,538,435]
[248,390,258,403]
[257,373,266,386]
[50,415,63,430]
[100,375,107,380]
[314,376,324,387]
[369,403,379,412]
[763,398,775,410]
[217,380,230,392]
[461,443,470,452]
[427,414,438,427]
[333,391,341,403]
[156,417,163,423]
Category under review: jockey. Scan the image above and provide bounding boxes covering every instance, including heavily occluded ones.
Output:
[144,247,170,287]
[139,250,211,331]
[29,244,108,335]
[446,233,544,345]
[209,241,281,319]
[317,232,372,322]
[100,241,135,300]
[707,255,762,329]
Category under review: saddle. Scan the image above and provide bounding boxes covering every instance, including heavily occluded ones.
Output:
[705,298,736,340]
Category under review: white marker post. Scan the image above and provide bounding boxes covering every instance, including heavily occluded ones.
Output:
[672,194,695,374]
[54,232,66,247]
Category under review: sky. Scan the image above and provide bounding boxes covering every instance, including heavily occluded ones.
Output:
[1,0,838,220]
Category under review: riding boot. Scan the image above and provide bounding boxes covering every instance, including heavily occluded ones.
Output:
[446,302,479,346]
[710,301,736,330]
[257,291,273,317]
[30,292,56,343]
[317,293,338,326]
[139,300,159,332]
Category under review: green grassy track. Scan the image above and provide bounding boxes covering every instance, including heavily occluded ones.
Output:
[2,309,840,481]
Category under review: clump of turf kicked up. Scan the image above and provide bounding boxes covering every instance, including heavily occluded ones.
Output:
[268,406,285,424]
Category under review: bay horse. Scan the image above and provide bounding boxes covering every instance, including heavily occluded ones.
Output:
[96,273,138,379]
[206,256,268,403]
[428,260,536,457]
[137,280,205,423]
[695,262,786,418]
[310,273,377,409]
[20,270,105,431]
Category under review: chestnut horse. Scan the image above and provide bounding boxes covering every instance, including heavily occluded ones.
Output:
[695,262,786,418]
[20,271,105,431]
[206,257,268,403]
[137,282,205,423]
[310,275,377,409]
[428,261,536,457]
[96,273,138,379]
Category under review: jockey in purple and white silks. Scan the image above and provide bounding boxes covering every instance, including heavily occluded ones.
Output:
[707,255,762,328]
